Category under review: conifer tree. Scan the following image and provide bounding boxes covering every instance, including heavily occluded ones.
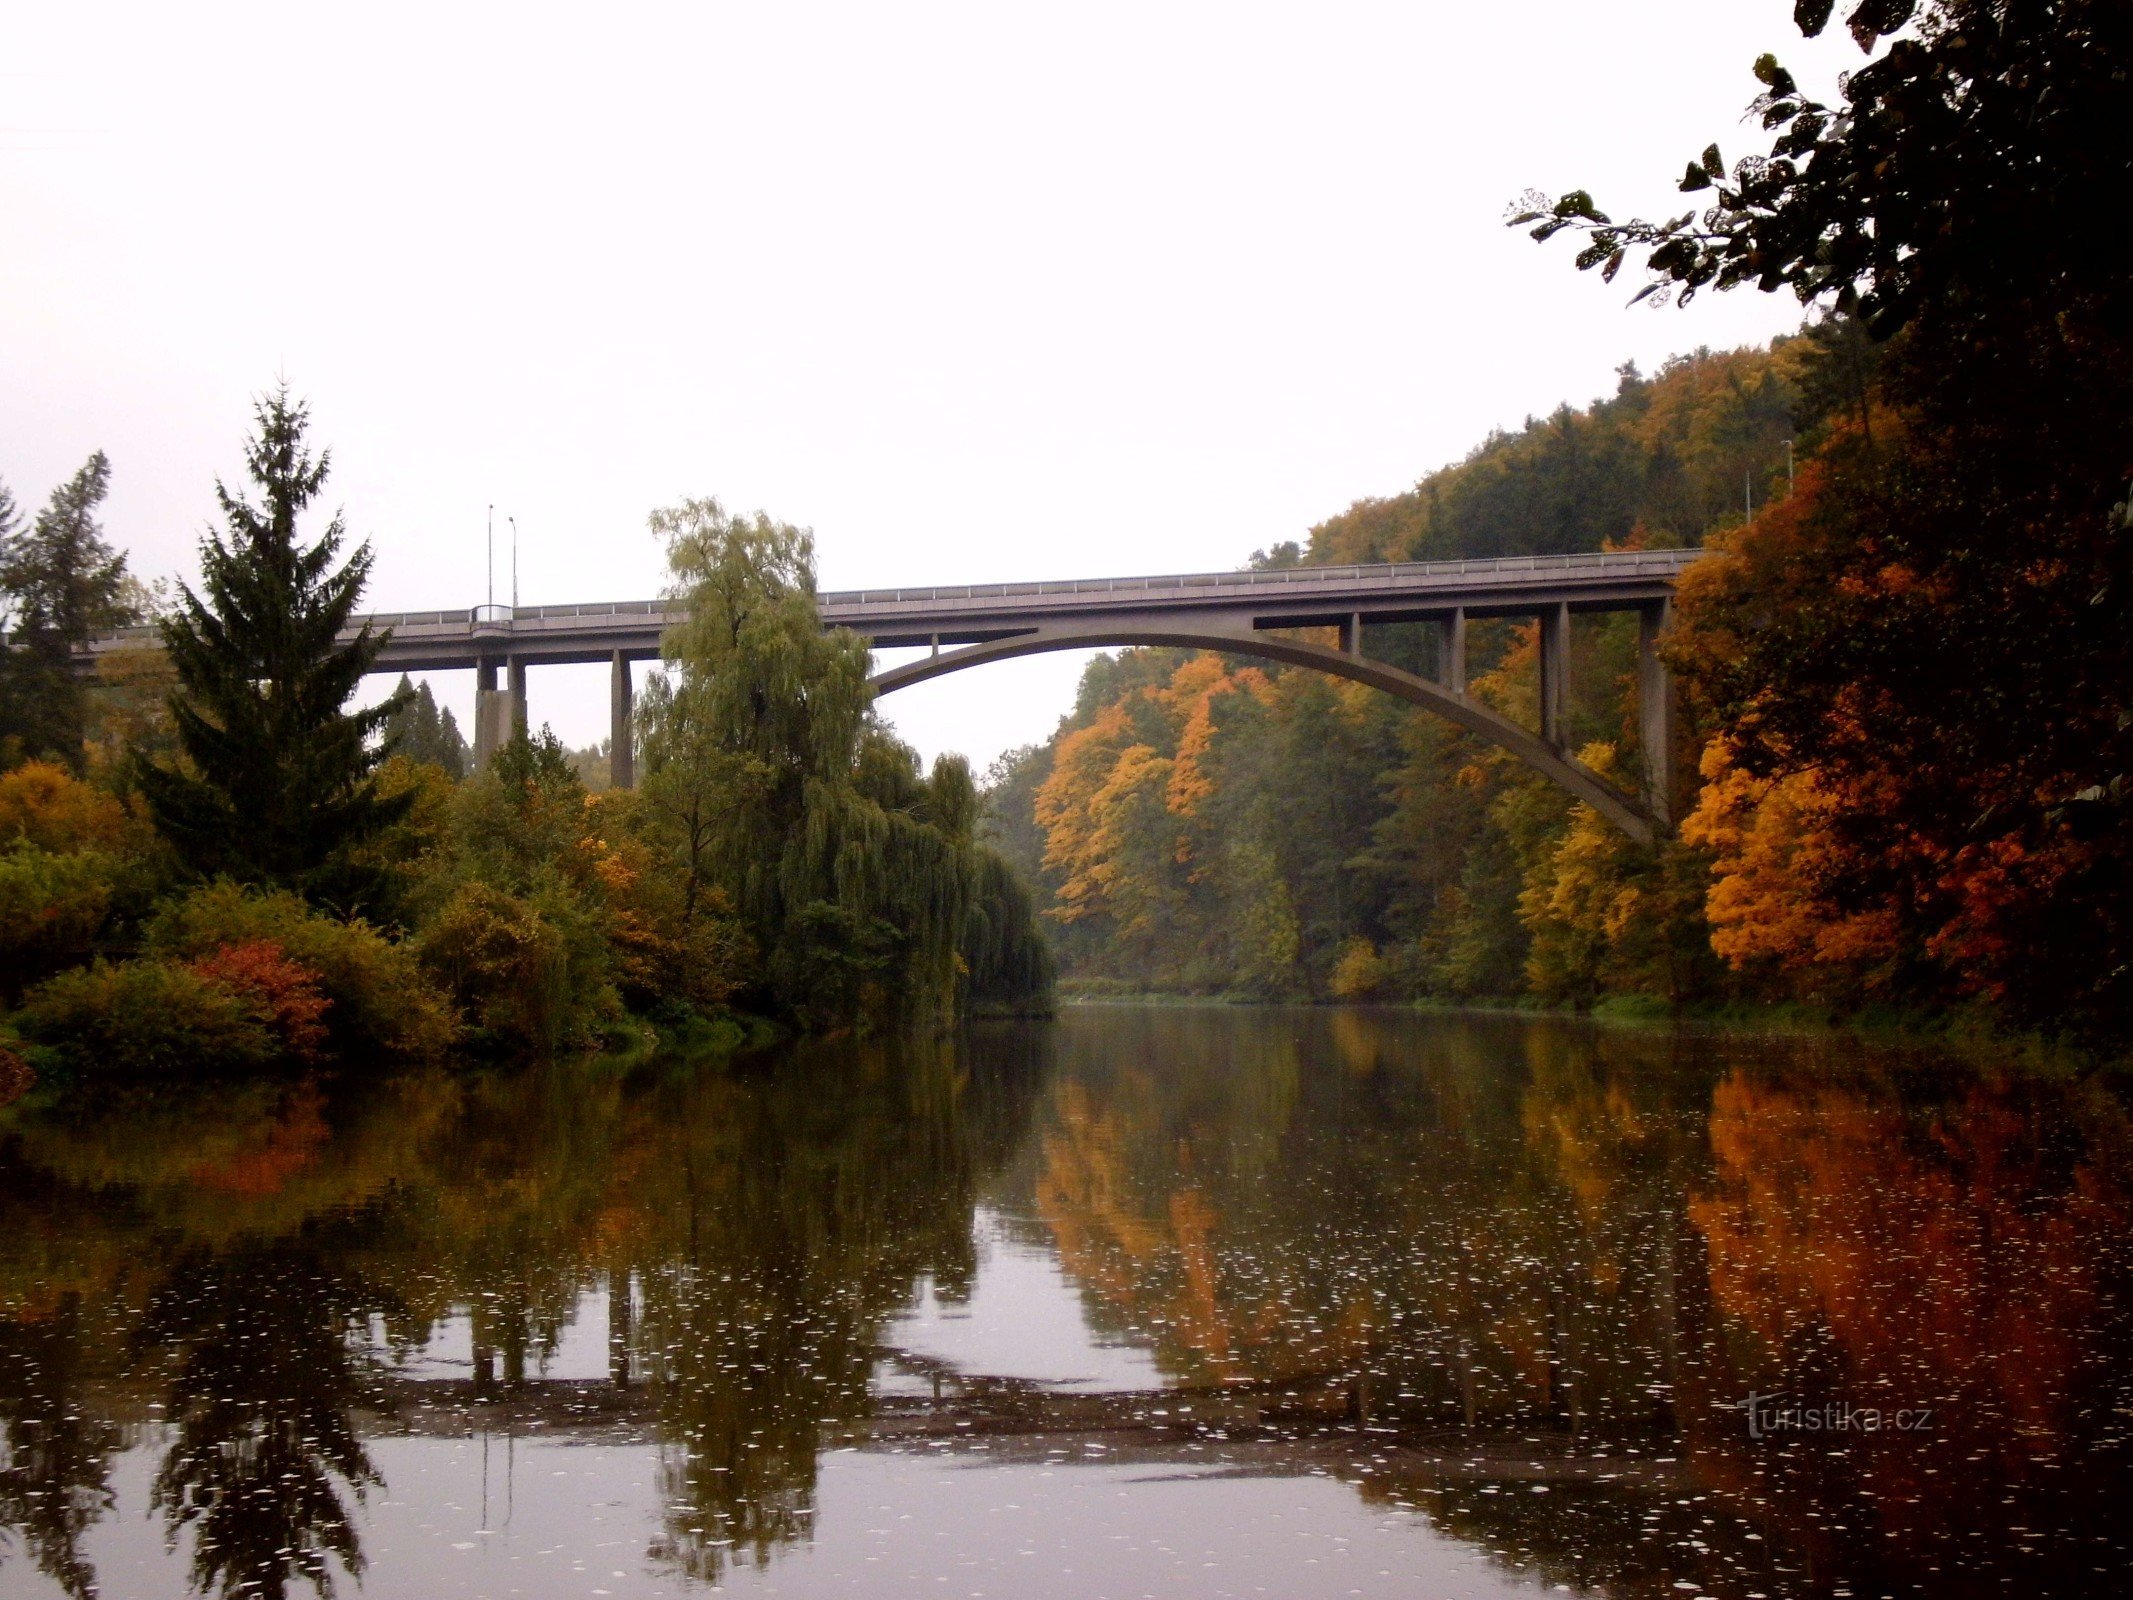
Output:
[139,389,410,900]
[378,675,469,778]
[0,453,137,770]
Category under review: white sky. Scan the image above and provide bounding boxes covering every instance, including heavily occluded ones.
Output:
[1,2,1861,772]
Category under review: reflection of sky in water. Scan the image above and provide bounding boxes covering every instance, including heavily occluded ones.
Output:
[882,1206,1166,1392]
[396,1287,625,1384]
[38,1444,1547,1600]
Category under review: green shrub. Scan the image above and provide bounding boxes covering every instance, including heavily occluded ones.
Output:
[414,879,621,1055]
[0,842,119,998]
[144,881,454,1060]
[15,959,278,1075]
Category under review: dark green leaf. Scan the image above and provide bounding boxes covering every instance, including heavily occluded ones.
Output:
[1846,0,1915,48]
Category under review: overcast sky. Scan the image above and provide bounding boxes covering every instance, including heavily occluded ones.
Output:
[2,2,1860,772]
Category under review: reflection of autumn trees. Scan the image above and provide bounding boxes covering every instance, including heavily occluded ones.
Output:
[1683,1068,2133,1592]
[0,1027,1048,1594]
[618,1032,1044,1582]
[6,1016,2131,1600]
[1021,1008,2133,1598]
[1025,1006,1703,1430]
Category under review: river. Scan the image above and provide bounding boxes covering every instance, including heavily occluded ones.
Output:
[2,1005,2129,1598]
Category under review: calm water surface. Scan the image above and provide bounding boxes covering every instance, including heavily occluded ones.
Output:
[3,1006,2131,1599]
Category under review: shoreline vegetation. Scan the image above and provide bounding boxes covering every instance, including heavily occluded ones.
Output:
[1049,987,2111,1082]
[0,403,1053,1100]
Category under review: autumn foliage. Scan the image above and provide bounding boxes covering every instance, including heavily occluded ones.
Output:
[185,941,332,1062]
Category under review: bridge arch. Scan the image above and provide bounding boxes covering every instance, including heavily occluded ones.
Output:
[869,623,1657,844]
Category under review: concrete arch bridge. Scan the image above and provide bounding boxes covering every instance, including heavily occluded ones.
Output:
[85,549,1697,843]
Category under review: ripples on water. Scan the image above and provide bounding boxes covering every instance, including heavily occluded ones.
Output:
[2,1006,2130,1598]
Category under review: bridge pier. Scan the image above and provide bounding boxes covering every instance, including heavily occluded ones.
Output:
[508,655,529,738]
[1440,607,1466,694]
[474,660,500,769]
[472,657,524,770]
[1638,601,1674,825]
[1539,601,1570,749]
[610,650,634,789]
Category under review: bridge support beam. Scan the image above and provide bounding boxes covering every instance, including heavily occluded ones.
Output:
[610,650,635,790]
[1440,607,1466,694]
[1539,601,1570,749]
[1638,601,1674,825]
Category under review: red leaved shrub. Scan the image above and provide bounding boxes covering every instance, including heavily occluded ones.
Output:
[0,1046,32,1107]
[186,941,332,1061]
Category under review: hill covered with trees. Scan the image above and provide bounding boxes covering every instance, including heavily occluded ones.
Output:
[983,338,1815,1008]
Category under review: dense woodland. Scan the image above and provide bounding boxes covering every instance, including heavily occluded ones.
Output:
[0,399,1051,1092]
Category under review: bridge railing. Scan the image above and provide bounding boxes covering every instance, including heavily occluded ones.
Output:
[815,545,1698,608]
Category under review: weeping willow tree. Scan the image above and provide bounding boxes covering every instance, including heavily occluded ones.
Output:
[637,499,1051,1030]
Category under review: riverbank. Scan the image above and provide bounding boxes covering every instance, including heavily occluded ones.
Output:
[1054,981,2125,1076]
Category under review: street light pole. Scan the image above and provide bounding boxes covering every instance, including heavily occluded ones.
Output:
[487,504,494,608]
[510,516,519,611]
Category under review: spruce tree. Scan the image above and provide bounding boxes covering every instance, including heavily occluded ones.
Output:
[139,390,410,899]
[378,675,470,778]
[0,453,137,770]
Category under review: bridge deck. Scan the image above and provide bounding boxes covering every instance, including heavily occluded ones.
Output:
[75,547,1701,671]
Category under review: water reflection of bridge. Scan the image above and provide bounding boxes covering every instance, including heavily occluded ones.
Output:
[361,1356,1689,1497]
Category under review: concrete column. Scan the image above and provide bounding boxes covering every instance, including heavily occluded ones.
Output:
[610,650,635,790]
[1347,611,1363,659]
[474,658,503,769]
[507,655,528,737]
[1539,601,1570,749]
[1638,600,1675,825]
[1440,608,1466,694]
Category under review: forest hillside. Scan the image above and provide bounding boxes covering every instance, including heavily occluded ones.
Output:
[981,329,1850,1009]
